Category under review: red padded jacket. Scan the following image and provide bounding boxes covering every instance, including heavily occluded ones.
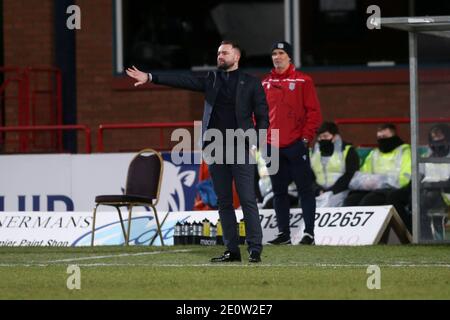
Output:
[262,64,322,148]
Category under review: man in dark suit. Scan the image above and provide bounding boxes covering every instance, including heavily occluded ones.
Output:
[126,41,269,263]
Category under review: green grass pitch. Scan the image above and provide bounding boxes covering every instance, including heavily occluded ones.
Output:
[0,245,448,300]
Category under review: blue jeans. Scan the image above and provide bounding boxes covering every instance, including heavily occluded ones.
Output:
[268,141,316,236]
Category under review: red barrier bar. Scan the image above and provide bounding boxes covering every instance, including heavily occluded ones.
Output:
[0,67,21,73]
[335,117,450,125]
[97,122,195,152]
[19,70,29,151]
[56,70,63,152]
[0,125,92,153]
[1,66,65,153]
[24,67,63,151]
[334,117,450,147]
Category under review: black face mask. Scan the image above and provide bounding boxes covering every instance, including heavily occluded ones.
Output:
[319,139,334,156]
[377,136,401,153]
[430,139,450,157]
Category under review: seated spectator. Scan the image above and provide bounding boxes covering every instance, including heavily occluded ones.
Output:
[420,124,450,240]
[311,122,360,207]
[345,123,412,232]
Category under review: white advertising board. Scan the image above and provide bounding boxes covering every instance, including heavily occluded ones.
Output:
[0,211,163,247]
[165,206,411,245]
[0,206,411,247]
[0,153,198,213]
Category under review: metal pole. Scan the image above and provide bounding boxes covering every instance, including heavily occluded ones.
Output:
[115,0,124,74]
[409,31,420,243]
[284,0,291,44]
[293,0,301,68]
[408,0,415,16]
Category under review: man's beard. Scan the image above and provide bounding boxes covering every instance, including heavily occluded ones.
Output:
[217,61,232,70]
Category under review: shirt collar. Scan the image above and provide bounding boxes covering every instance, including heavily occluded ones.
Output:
[271,63,296,79]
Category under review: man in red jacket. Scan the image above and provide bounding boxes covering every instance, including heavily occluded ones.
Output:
[262,41,322,245]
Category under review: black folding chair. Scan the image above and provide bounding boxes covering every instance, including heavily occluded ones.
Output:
[91,148,165,246]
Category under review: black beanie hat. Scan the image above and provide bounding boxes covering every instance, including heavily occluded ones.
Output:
[317,122,339,136]
[271,41,293,58]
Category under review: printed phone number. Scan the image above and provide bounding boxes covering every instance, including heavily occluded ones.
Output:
[259,211,375,228]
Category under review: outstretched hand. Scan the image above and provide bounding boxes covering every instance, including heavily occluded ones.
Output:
[125,66,149,87]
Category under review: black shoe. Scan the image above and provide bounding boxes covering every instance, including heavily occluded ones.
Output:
[211,250,242,263]
[299,233,315,245]
[267,232,291,245]
[248,251,261,263]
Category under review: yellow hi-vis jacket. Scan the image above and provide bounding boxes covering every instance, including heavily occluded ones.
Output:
[311,145,351,189]
[361,144,411,189]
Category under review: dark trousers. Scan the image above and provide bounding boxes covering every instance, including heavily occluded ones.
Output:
[420,189,447,240]
[344,187,412,232]
[268,141,316,236]
[209,163,263,254]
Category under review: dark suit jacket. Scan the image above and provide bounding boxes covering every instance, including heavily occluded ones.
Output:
[152,70,269,148]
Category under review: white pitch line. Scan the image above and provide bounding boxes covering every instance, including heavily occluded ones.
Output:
[0,264,50,267]
[312,263,450,268]
[45,249,194,263]
[0,262,449,268]
[75,263,450,268]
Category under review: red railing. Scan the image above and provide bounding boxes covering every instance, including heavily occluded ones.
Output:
[335,117,450,147]
[0,67,29,149]
[25,67,63,150]
[335,117,450,125]
[0,66,63,152]
[97,122,195,152]
[0,125,92,153]
[4,118,450,154]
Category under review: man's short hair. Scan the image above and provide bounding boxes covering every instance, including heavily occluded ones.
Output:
[317,121,339,135]
[220,40,241,55]
[378,123,397,133]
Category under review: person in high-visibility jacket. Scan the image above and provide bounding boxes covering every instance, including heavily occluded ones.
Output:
[420,124,450,240]
[344,123,412,232]
[310,122,359,207]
